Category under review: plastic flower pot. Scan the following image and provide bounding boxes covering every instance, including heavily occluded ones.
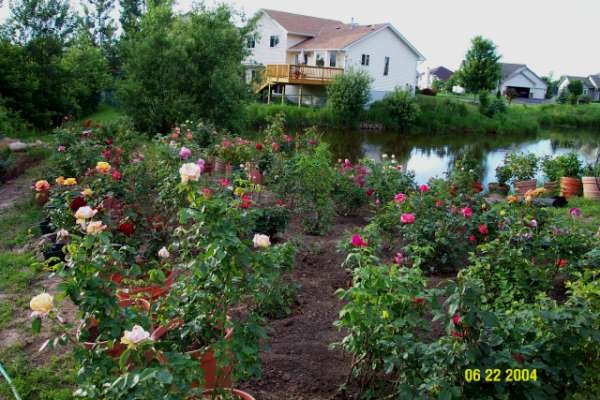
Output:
[514,179,537,196]
[187,327,234,390]
[202,389,255,400]
[116,270,176,301]
[560,177,582,198]
[582,177,600,200]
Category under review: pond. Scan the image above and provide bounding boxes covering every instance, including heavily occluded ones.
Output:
[320,130,600,185]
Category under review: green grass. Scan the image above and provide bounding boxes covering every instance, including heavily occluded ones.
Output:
[0,300,14,329]
[80,103,125,125]
[0,200,43,251]
[0,345,76,400]
[546,197,600,233]
[0,252,39,292]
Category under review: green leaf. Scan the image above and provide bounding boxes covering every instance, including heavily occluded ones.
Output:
[32,317,41,333]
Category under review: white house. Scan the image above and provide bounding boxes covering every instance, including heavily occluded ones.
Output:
[497,63,547,100]
[417,66,454,90]
[558,75,600,101]
[244,9,425,104]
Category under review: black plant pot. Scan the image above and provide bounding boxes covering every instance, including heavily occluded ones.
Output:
[39,218,54,235]
[43,243,65,263]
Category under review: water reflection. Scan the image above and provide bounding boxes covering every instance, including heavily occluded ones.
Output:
[321,130,600,185]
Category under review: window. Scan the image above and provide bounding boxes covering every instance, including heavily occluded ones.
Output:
[383,56,390,76]
[247,37,255,48]
[316,53,325,67]
[303,54,308,64]
[269,35,279,47]
[329,52,337,67]
[361,54,370,66]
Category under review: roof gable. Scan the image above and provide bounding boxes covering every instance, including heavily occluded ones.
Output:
[261,9,342,36]
[430,66,453,81]
[288,23,385,51]
[500,63,526,81]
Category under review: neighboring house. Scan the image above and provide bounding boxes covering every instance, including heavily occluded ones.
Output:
[417,66,453,89]
[245,9,425,104]
[497,63,547,100]
[557,75,600,101]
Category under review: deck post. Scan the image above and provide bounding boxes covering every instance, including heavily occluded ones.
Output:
[281,84,285,104]
[267,82,271,104]
[298,86,302,107]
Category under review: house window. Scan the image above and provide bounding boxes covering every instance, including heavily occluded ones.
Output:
[583,88,588,95]
[316,53,325,67]
[270,35,279,47]
[303,54,308,64]
[247,37,255,48]
[383,56,390,76]
[361,54,370,66]
[329,52,337,67]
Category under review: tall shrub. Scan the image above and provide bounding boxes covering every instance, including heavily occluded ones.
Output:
[377,89,420,131]
[326,69,372,126]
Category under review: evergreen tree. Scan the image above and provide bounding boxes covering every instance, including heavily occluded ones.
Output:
[457,36,501,94]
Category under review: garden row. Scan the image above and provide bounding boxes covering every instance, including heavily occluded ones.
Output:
[335,157,600,399]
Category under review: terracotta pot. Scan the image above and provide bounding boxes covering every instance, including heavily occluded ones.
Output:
[202,389,255,400]
[488,182,509,195]
[582,177,600,200]
[514,179,537,196]
[560,177,582,198]
[187,327,234,389]
[543,180,558,193]
[116,270,176,301]
[214,158,225,173]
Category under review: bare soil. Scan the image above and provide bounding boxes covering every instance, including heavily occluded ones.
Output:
[241,214,367,400]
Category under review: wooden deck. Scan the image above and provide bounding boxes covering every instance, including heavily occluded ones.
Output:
[255,64,343,93]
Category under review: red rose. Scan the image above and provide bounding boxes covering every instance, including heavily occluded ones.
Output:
[271,142,280,152]
[478,224,489,235]
[118,221,135,236]
[70,196,87,211]
[102,149,111,160]
[511,353,526,363]
[473,181,483,193]
[111,170,122,181]
[240,194,252,209]
[556,259,568,268]
[255,143,263,151]
[451,313,461,325]
[451,331,464,339]
[106,138,113,145]
[413,297,425,305]
[468,234,476,243]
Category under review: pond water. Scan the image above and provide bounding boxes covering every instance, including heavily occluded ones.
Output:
[320,130,600,185]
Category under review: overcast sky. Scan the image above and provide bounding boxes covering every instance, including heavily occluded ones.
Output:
[2,0,599,77]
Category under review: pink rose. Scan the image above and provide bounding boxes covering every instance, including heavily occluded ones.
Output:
[400,213,416,224]
[461,207,473,218]
[351,234,367,248]
[394,252,404,265]
[478,224,488,235]
[419,184,429,193]
[179,146,192,160]
[394,193,407,204]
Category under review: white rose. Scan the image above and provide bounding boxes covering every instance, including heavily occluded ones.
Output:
[56,229,70,242]
[30,293,53,315]
[75,206,97,224]
[253,234,271,249]
[120,325,151,348]
[158,246,170,259]
[86,221,107,235]
[179,163,202,184]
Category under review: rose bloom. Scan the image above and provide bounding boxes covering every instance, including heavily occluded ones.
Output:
[253,234,271,249]
[55,176,65,185]
[196,158,205,173]
[240,194,252,209]
[461,207,473,218]
[507,195,519,204]
[435,199,444,208]
[179,163,201,184]
[394,252,404,265]
[351,234,367,248]
[394,193,407,204]
[468,234,476,243]
[86,221,107,235]
[413,297,425,305]
[118,221,135,236]
[120,325,151,348]
[419,184,429,193]
[57,145,66,152]
[255,143,263,151]
[179,146,192,160]
[96,161,111,174]
[529,219,538,228]
[34,180,50,192]
[451,313,461,325]
[63,177,77,186]
[271,142,280,152]
[556,259,568,268]
[185,131,193,140]
[30,292,53,315]
[56,229,69,242]
[81,188,93,197]
[478,224,489,235]
[75,206,97,224]
[400,213,416,224]
[218,178,231,187]
[69,196,87,211]
[570,207,582,218]
[158,246,170,259]
[202,188,213,198]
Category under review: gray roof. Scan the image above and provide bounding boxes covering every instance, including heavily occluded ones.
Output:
[430,66,453,81]
[589,74,600,88]
[500,63,526,80]
[561,75,595,89]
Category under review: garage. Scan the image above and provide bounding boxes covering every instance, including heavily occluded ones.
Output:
[506,86,531,98]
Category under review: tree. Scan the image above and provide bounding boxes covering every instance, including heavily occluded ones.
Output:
[567,80,583,105]
[378,89,420,131]
[117,3,254,132]
[326,69,372,126]
[6,0,77,44]
[541,74,559,99]
[119,0,145,35]
[456,36,501,94]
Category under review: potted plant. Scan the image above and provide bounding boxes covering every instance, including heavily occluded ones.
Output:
[582,163,600,200]
[556,152,584,198]
[503,152,539,195]
[541,155,562,194]
[489,165,511,195]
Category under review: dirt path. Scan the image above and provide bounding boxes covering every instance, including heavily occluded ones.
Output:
[0,174,33,211]
[242,214,366,400]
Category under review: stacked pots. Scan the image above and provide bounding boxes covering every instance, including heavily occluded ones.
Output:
[582,177,600,200]
[560,177,582,198]
[514,179,537,196]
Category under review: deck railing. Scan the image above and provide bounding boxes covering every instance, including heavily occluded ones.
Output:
[264,64,344,84]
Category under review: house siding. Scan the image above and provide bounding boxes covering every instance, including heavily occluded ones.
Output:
[345,27,419,98]
[246,13,289,66]
[500,68,547,100]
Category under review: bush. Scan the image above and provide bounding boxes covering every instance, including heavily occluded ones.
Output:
[555,152,584,178]
[502,152,539,182]
[118,4,252,133]
[419,87,437,96]
[326,69,372,126]
[375,89,420,131]
[579,94,592,104]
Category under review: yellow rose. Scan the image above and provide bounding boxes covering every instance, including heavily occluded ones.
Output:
[30,293,53,314]
[96,161,111,174]
[81,188,93,197]
[63,178,77,186]
[86,221,107,235]
[55,176,65,185]
[507,195,519,204]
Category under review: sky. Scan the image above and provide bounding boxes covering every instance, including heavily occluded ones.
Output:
[1,0,599,77]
